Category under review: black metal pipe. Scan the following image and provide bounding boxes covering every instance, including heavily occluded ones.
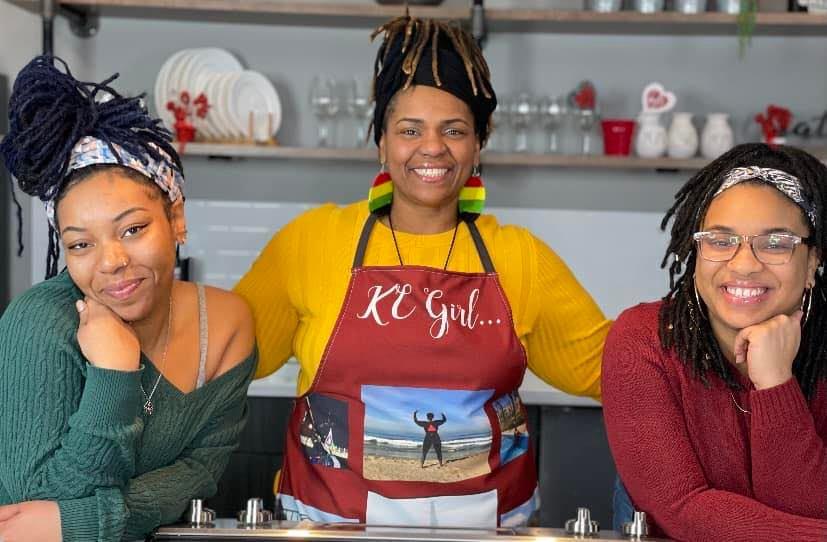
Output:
[41,0,55,56]
[471,0,487,48]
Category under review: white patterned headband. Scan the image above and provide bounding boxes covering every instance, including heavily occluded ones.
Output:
[714,166,817,227]
[45,136,185,228]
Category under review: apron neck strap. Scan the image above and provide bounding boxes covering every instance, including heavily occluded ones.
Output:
[353,212,496,273]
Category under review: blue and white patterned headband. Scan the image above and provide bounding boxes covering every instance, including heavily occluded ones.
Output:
[45,136,184,228]
[714,166,817,227]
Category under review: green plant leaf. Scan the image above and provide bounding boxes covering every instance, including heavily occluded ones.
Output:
[737,0,758,59]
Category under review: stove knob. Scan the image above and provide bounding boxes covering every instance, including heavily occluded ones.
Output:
[564,507,600,537]
[238,497,273,527]
[188,499,215,526]
[622,511,649,539]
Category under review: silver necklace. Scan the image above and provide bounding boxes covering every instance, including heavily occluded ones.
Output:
[387,213,460,270]
[729,391,750,414]
[140,294,173,416]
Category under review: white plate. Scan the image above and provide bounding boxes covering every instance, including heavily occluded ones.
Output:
[191,50,244,140]
[154,49,189,131]
[229,71,282,142]
[154,48,244,141]
[215,72,240,140]
[161,50,197,130]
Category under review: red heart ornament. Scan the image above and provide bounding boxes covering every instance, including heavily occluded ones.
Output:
[646,89,668,110]
[641,82,676,114]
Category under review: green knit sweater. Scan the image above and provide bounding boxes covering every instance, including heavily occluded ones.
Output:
[0,271,256,541]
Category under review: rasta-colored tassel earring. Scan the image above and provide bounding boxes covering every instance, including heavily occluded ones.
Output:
[458,165,485,217]
[368,163,393,214]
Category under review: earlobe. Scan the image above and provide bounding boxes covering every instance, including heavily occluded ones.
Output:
[378,134,386,165]
[170,199,187,244]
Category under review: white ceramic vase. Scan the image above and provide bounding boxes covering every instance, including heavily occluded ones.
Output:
[636,112,667,159]
[700,113,734,159]
[667,112,699,159]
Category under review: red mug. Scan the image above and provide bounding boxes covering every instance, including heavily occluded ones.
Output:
[601,119,636,156]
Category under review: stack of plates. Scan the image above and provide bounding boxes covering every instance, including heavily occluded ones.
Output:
[154,48,282,143]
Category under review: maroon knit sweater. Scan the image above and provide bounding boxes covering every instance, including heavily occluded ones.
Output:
[603,301,827,542]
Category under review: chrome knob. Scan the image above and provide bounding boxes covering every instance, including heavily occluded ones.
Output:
[238,497,273,527]
[622,510,649,539]
[188,499,215,526]
[564,507,600,537]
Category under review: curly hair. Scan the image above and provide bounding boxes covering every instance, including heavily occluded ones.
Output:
[658,142,827,398]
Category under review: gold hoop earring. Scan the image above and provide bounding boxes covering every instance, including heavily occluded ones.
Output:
[693,277,707,321]
[802,287,813,326]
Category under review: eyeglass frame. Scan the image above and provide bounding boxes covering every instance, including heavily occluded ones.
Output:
[692,230,814,265]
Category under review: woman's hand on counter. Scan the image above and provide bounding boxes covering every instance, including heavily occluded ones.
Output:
[0,501,61,542]
[76,297,141,371]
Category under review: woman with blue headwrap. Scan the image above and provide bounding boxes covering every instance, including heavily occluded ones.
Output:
[0,56,256,542]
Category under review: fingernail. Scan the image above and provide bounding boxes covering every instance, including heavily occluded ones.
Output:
[76,299,86,313]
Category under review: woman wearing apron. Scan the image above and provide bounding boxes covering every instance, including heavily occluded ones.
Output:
[235,15,610,527]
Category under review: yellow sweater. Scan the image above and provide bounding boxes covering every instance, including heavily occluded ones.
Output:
[235,200,610,400]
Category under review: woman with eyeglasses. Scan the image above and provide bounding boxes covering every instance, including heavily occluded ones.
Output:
[602,143,827,541]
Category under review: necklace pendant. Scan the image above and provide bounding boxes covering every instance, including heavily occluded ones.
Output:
[143,399,154,416]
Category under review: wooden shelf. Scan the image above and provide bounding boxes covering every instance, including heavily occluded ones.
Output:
[180,143,709,170]
[8,0,827,35]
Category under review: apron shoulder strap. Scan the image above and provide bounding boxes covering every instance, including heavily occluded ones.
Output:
[352,212,379,269]
[465,218,496,274]
[352,212,496,273]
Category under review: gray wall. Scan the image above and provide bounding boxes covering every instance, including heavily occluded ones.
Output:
[0,3,37,301]
[2,2,827,297]
[0,74,8,308]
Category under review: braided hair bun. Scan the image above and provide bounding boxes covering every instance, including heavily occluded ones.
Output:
[0,55,182,278]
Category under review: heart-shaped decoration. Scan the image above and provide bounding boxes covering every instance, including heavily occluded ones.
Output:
[642,82,676,114]
[569,80,597,111]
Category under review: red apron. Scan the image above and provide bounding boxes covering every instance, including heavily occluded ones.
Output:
[277,214,539,527]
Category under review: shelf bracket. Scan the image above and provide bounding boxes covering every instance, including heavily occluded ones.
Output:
[62,5,100,39]
[470,0,487,48]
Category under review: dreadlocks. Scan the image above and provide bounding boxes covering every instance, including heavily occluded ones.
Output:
[659,142,827,398]
[0,55,182,279]
[370,15,496,147]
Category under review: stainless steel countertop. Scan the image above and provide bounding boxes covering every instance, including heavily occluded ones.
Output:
[152,521,666,541]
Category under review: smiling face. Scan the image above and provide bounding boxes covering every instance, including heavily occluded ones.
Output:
[379,85,480,217]
[56,168,186,323]
[695,183,820,345]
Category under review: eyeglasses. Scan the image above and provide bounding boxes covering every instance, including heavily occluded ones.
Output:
[693,231,813,265]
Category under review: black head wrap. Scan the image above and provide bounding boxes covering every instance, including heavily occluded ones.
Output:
[371,17,497,147]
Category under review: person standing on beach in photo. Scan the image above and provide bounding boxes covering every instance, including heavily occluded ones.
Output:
[413,411,447,467]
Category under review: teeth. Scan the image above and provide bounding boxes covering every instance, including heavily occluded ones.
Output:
[726,286,766,299]
[414,168,448,178]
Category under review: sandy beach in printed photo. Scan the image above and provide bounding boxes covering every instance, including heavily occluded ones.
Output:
[364,451,491,482]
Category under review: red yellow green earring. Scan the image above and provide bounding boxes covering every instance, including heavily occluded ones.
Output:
[458,165,485,216]
[368,164,393,214]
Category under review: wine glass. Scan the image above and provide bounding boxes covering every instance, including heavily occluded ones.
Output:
[510,92,536,153]
[344,77,373,148]
[487,102,506,152]
[309,75,340,147]
[577,109,598,155]
[539,95,567,154]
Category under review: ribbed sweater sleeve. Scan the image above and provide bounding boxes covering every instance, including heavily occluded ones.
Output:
[56,353,255,541]
[521,234,609,401]
[602,305,827,542]
[234,208,304,380]
[0,278,143,503]
[749,377,827,518]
